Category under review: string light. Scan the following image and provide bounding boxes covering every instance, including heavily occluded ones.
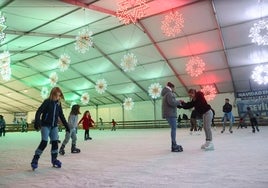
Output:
[49,72,58,86]
[0,11,7,43]
[80,92,90,105]
[58,53,71,72]
[148,83,162,99]
[75,28,93,54]
[116,0,149,24]
[201,85,217,101]
[120,52,138,72]
[249,19,268,45]
[0,51,11,81]
[186,56,205,77]
[41,87,49,99]
[123,97,134,110]
[95,79,108,94]
[251,64,268,84]
[161,11,184,37]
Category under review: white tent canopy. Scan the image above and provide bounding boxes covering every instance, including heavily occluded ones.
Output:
[0,0,268,113]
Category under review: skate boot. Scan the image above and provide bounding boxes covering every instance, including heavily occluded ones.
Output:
[51,153,61,168]
[204,141,214,151]
[52,159,62,168]
[229,129,233,133]
[171,145,183,152]
[59,145,65,155]
[71,144,81,153]
[31,154,40,171]
[221,129,225,133]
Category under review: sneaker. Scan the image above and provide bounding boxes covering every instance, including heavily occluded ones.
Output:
[204,142,214,151]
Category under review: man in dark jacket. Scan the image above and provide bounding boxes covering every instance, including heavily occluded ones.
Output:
[161,82,183,152]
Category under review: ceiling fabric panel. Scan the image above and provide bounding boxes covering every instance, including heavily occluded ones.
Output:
[0,0,267,113]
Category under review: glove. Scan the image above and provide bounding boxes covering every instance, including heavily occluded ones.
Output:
[177,105,182,109]
[34,123,40,131]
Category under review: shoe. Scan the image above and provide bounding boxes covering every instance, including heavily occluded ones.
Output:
[204,142,214,151]
[171,145,183,152]
[31,155,40,171]
[221,129,225,133]
[229,130,233,133]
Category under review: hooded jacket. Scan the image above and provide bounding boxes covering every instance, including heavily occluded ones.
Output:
[35,99,69,131]
[161,86,180,118]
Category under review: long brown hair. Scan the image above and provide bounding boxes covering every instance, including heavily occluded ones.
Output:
[48,87,65,101]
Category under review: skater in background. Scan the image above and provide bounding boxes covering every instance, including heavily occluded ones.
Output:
[161,82,183,152]
[221,98,234,133]
[79,110,95,140]
[20,118,28,132]
[111,119,117,131]
[179,89,214,151]
[0,115,6,137]
[237,117,247,129]
[99,117,105,130]
[241,107,259,133]
[31,87,70,170]
[59,104,81,155]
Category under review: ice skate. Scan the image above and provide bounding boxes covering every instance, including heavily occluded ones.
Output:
[221,129,225,133]
[201,141,209,149]
[71,144,81,153]
[59,145,65,155]
[52,159,62,168]
[171,145,183,152]
[31,155,39,171]
[204,142,214,151]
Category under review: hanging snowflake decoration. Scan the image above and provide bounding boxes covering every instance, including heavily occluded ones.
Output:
[0,51,11,81]
[186,56,206,77]
[161,11,184,37]
[49,72,58,86]
[148,83,162,99]
[201,85,217,101]
[0,11,7,43]
[251,64,268,85]
[120,52,138,72]
[58,53,71,72]
[74,28,93,54]
[41,87,49,99]
[248,19,268,46]
[116,0,149,25]
[123,97,134,110]
[95,79,107,94]
[80,92,90,105]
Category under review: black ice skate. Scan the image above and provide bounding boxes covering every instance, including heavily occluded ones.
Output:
[59,146,65,155]
[71,144,81,153]
[171,145,183,152]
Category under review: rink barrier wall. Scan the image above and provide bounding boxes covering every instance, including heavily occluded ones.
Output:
[4,116,268,132]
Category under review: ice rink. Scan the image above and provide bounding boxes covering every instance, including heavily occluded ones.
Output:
[0,126,268,188]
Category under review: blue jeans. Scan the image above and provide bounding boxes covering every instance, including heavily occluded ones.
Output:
[166,117,177,147]
[41,126,59,141]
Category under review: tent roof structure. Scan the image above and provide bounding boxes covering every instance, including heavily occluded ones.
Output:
[0,0,268,113]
